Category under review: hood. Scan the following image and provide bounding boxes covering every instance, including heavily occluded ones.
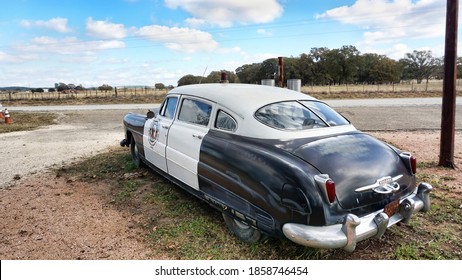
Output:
[292,132,414,210]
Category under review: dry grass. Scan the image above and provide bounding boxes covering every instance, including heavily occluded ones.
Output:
[0,112,58,134]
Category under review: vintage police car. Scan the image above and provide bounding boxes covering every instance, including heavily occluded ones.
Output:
[120,83,432,252]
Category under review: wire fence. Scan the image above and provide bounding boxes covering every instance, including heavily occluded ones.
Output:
[0,87,168,102]
[1,80,461,102]
[302,79,460,93]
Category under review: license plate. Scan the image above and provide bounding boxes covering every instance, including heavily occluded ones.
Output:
[384,200,399,217]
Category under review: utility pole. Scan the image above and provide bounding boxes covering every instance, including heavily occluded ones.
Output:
[439,0,458,168]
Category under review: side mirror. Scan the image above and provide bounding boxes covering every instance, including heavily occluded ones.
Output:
[146,110,155,119]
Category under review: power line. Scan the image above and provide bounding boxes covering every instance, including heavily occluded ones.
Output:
[0,6,447,52]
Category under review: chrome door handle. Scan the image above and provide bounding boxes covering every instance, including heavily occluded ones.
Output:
[192,134,203,140]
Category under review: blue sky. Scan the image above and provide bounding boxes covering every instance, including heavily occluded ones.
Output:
[0,0,453,87]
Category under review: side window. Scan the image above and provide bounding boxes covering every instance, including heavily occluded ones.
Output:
[160,97,178,119]
[178,98,212,126]
[215,110,237,132]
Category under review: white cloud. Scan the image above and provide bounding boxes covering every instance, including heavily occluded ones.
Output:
[0,51,38,63]
[165,0,283,27]
[317,0,445,46]
[257,29,273,37]
[20,17,72,33]
[136,25,218,53]
[86,18,128,39]
[15,36,125,55]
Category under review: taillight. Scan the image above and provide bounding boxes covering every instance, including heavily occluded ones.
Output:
[326,179,336,203]
[410,155,417,174]
[400,152,417,175]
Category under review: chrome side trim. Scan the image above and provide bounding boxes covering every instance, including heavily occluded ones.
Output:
[283,182,432,252]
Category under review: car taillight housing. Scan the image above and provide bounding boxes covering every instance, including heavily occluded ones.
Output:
[401,152,417,175]
[314,174,336,204]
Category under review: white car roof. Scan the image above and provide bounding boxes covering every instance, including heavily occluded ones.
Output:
[169,83,318,116]
[169,83,356,139]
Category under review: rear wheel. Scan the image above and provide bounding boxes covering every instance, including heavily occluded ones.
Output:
[130,135,143,168]
[222,213,263,244]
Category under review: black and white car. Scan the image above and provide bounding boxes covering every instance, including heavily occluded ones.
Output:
[120,83,432,252]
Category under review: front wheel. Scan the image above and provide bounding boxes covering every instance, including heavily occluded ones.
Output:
[222,213,263,244]
[130,135,143,168]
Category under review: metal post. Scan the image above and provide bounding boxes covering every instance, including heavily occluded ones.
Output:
[278,57,284,88]
[439,0,458,168]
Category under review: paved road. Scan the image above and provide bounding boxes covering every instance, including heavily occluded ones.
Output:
[7,97,462,131]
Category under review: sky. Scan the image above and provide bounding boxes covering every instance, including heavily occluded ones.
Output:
[0,0,455,88]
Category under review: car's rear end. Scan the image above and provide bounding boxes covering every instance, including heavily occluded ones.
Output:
[282,131,432,251]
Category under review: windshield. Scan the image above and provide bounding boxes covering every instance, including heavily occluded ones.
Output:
[255,100,349,130]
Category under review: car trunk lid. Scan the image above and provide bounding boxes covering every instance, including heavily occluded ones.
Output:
[292,132,413,210]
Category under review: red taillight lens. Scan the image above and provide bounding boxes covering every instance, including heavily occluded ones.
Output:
[326,179,336,203]
[410,156,417,174]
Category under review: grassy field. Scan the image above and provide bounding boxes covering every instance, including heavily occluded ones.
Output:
[56,147,461,260]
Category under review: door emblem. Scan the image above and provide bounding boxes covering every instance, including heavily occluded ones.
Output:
[148,120,160,146]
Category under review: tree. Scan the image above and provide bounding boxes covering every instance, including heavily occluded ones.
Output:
[309,47,332,85]
[155,83,166,90]
[55,82,69,92]
[177,74,202,86]
[75,84,85,91]
[98,84,113,92]
[31,88,44,93]
[399,50,440,84]
[235,63,262,84]
[359,54,402,84]
[297,53,316,85]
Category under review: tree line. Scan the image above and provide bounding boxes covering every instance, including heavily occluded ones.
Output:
[178,45,457,87]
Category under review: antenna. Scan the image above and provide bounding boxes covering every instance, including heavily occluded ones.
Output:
[199,65,208,84]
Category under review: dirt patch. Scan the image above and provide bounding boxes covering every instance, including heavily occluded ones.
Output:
[0,171,170,260]
[370,130,462,191]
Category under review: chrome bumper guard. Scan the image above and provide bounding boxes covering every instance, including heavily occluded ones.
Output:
[282,182,432,252]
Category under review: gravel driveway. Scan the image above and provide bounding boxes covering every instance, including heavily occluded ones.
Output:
[0,109,146,188]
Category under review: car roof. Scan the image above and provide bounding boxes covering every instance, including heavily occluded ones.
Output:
[169,83,318,116]
[168,83,356,139]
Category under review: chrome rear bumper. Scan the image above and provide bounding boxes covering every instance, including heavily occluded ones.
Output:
[282,182,432,252]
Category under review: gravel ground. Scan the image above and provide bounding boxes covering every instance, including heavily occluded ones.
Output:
[0,110,144,188]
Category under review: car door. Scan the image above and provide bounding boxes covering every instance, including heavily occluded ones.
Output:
[143,95,179,173]
[166,97,213,190]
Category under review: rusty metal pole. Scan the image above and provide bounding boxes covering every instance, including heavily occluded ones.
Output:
[278,57,284,88]
[439,0,458,168]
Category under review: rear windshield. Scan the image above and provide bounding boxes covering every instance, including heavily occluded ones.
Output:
[255,100,349,130]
